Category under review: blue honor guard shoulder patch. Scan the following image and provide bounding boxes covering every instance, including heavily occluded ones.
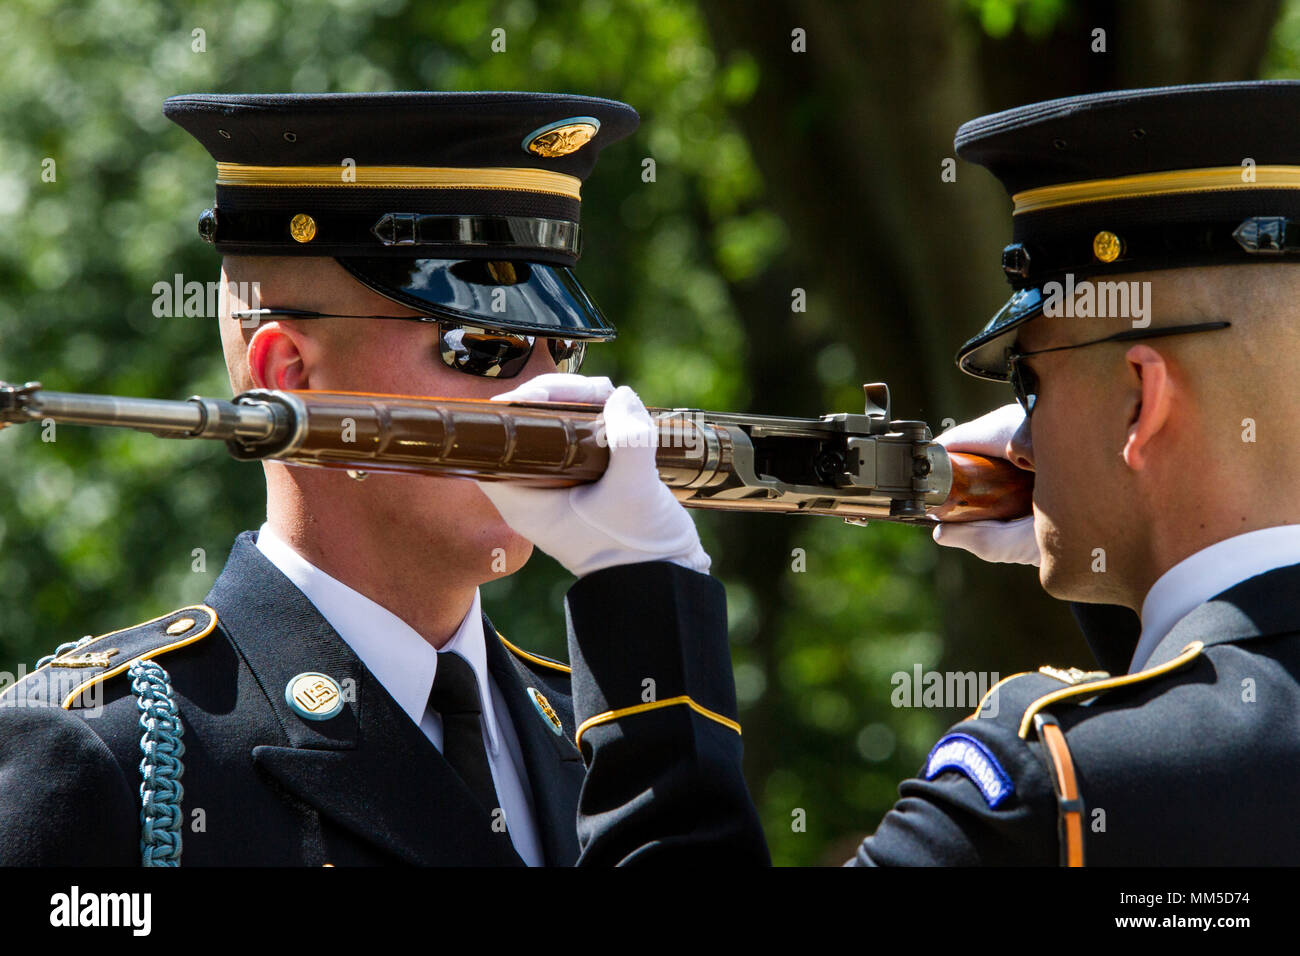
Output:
[925,732,1014,808]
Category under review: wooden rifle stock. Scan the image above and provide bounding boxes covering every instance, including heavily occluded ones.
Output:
[937,453,1033,522]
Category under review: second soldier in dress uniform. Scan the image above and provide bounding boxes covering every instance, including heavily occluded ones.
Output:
[486,80,1300,865]
[0,92,766,866]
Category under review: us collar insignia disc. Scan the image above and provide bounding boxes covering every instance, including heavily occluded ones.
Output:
[286,672,344,721]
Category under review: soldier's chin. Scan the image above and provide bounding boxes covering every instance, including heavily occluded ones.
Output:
[1038,549,1099,602]
[489,529,534,578]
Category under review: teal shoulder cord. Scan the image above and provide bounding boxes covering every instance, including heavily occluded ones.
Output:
[34,639,185,866]
[131,659,185,866]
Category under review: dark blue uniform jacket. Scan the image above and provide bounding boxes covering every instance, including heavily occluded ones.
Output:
[0,531,767,866]
[851,563,1300,865]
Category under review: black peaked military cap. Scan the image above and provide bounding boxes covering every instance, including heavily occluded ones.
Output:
[954,80,1300,380]
[163,92,639,339]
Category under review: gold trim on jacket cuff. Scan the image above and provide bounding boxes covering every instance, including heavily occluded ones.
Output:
[574,695,741,749]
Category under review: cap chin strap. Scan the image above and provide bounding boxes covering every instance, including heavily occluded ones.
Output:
[369,214,581,257]
[200,208,581,259]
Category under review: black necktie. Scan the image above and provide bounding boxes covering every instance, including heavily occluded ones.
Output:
[428,652,501,817]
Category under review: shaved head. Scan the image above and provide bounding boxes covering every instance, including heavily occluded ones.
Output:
[1007,263,1300,607]
[218,256,364,393]
[1170,264,1300,413]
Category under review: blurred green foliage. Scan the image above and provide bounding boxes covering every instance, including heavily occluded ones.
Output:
[963,0,1068,38]
[2,0,1294,866]
[1267,0,1300,76]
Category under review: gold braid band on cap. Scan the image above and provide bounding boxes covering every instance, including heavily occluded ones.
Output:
[215,163,582,199]
[1012,165,1300,215]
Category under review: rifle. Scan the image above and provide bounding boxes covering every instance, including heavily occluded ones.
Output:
[0,380,1031,525]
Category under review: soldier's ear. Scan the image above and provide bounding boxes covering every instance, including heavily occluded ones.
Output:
[248,322,310,391]
[1121,344,1173,471]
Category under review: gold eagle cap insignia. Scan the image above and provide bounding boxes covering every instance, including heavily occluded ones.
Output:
[525,120,599,158]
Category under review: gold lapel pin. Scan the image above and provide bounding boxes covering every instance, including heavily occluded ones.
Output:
[526,687,563,736]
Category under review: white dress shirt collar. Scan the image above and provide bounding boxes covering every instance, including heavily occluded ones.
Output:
[254,522,501,755]
[1132,524,1300,673]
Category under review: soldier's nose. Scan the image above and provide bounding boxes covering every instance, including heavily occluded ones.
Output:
[1006,416,1034,472]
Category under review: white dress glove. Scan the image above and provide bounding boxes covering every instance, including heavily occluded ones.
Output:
[475,373,712,578]
[931,403,1040,567]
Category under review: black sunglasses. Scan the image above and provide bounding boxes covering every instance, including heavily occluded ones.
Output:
[1007,320,1231,416]
[230,308,587,379]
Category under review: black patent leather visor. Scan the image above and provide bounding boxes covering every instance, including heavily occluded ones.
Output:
[337,257,616,340]
[955,286,1046,382]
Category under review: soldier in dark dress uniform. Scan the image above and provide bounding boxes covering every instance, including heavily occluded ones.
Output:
[862,81,1300,864]
[491,81,1300,866]
[0,92,767,867]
